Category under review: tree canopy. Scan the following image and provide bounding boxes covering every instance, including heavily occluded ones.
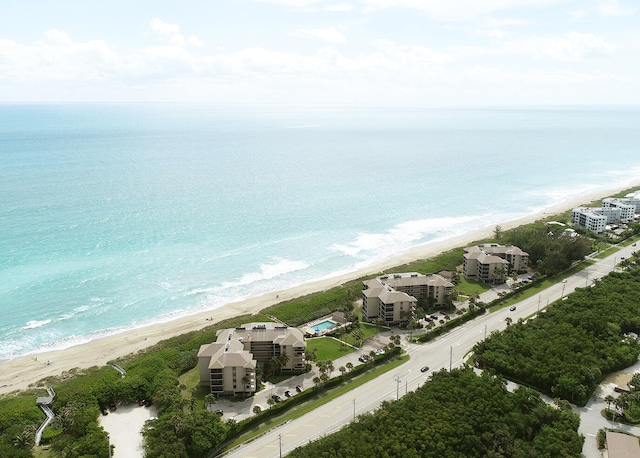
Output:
[289,368,583,458]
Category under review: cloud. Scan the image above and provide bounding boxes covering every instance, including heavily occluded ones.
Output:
[360,0,563,21]
[295,27,346,43]
[149,18,203,47]
[531,32,615,60]
[598,0,636,17]
[255,0,355,11]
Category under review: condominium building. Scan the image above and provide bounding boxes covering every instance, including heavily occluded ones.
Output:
[571,207,610,234]
[362,273,454,324]
[463,244,528,283]
[602,198,636,222]
[197,322,306,396]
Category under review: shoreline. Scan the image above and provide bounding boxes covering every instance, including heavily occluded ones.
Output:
[2,182,639,396]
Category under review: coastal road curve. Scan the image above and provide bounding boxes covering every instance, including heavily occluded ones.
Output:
[223,244,637,458]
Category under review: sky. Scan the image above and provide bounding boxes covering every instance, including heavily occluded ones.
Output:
[1,0,638,106]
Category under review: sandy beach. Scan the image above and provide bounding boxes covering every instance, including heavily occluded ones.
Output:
[2,182,639,397]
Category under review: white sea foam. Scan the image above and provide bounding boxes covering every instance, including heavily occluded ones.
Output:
[22,320,52,330]
[219,258,310,290]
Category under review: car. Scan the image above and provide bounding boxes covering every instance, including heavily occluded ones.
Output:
[421,366,430,372]
[138,399,146,406]
[284,390,291,397]
[100,406,109,416]
[271,395,281,403]
[295,384,303,393]
[109,401,117,411]
[561,279,567,283]
[509,306,516,311]
[633,243,637,247]
[144,399,153,407]
[358,355,367,363]
[214,409,223,416]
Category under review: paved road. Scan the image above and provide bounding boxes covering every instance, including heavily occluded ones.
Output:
[222,243,638,457]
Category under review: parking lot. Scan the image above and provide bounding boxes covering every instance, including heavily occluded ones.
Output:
[207,333,394,421]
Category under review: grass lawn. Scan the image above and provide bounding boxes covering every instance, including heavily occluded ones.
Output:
[456,277,492,296]
[595,246,619,259]
[307,336,357,360]
[339,322,382,347]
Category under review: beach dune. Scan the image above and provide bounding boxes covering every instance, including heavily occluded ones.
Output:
[1,184,638,396]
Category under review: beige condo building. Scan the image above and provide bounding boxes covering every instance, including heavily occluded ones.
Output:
[197,322,306,396]
[362,272,454,324]
[463,244,529,283]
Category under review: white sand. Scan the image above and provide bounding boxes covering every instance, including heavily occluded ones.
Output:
[98,403,157,457]
[1,181,639,396]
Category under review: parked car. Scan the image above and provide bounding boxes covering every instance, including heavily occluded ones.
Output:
[138,399,146,406]
[109,401,117,411]
[421,366,430,372]
[214,409,224,416]
[296,384,303,393]
[144,399,153,407]
[358,355,367,363]
[284,390,292,397]
[430,315,439,320]
[509,306,516,311]
[271,395,281,403]
[100,406,109,416]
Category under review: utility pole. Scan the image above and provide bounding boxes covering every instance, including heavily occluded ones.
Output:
[449,345,453,371]
[353,398,355,420]
[279,434,282,458]
[395,376,401,400]
[484,324,487,340]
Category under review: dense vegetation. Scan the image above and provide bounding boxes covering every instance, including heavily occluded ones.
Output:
[289,368,584,458]
[474,267,640,406]
[502,223,591,276]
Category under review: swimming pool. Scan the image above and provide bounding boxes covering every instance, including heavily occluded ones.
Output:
[313,320,335,332]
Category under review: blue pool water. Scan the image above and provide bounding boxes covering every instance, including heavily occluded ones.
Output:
[314,320,336,332]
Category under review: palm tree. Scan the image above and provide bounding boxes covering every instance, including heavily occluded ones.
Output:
[204,393,216,408]
[345,362,353,373]
[278,352,290,375]
[326,361,335,378]
[253,405,262,415]
[339,366,346,378]
[269,356,280,377]
[13,426,35,448]
[241,375,251,397]
[313,376,321,388]
[267,398,275,409]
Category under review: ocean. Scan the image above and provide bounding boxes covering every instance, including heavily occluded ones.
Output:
[1,104,639,360]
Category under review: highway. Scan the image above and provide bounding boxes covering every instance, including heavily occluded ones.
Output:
[224,243,637,457]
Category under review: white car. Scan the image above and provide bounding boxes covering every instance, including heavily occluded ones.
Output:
[509,306,516,311]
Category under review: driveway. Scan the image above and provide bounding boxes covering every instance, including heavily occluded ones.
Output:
[208,335,392,421]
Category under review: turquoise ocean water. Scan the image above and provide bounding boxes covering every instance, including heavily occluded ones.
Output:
[1,104,639,360]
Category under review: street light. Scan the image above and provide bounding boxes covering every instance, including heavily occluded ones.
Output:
[395,376,401,400]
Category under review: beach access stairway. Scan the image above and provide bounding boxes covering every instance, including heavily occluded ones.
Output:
[112,364,126,377]
[35,386,56,446]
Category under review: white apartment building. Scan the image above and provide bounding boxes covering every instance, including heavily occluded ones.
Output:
[572,206,615,234]
[602,198,636,222]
